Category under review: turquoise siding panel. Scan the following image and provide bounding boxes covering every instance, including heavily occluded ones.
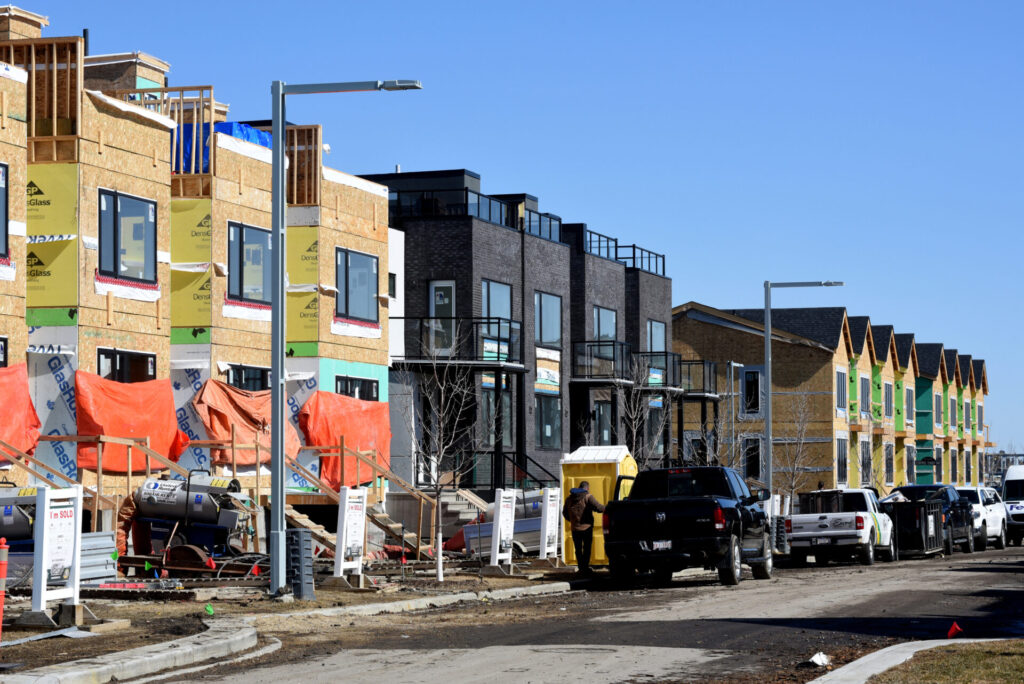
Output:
[318,358,389,402]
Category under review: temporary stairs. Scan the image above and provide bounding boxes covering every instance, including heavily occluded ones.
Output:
[366,503,433,557]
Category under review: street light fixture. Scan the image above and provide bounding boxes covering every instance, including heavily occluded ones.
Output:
[763,280,844,526]
[269,78,422,595]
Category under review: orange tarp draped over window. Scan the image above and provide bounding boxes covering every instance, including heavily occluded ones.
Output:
[190,379,301,465]
[0,364,42,456]
[297,391,391,490]
[75,371,189,473]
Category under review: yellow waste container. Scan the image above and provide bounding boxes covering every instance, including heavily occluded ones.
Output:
[560,445,638,566]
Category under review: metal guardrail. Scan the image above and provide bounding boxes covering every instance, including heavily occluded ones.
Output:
[393,316,523,364]
[678,360,718,394]
[572,340,632,379]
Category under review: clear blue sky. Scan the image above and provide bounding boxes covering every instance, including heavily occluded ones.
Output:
[41,1,1023,449]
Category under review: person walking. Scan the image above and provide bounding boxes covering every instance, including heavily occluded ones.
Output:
[563,481,605,575]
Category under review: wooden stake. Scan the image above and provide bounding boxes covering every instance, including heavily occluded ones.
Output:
[156,297,162,329]
[98,128,103,154]
[106,291,113,326]
[417,498,423,561]
[126,443,132,502]
[339,435,346,488]
[145,437,151,481]
[254,434,261,511]
[94,441,103,533]
[231,424,237,480]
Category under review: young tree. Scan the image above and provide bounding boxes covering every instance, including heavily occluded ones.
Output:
[620,355,674,471]
[774,393,817,503]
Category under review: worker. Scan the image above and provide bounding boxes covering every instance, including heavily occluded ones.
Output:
[562,481,605,575]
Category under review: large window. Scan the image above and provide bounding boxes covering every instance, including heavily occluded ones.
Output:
[936,446,944,482]
[860,440,872,486]
[884,443,894,485]
[336,248,379,323]
[482,279,512,338]
[535,394,561,449]
[905,387,915,425]
[743,437,761,480]
[593,306,616,342]
[950,396,957,429]
[860,376,871,417]
[227,364,270,391]
[836,369,848,412]
[964,400,972,432]
[483,378,512,447]
[837,438,848,485]
[99,190,156,283]
[965,450,972,483]
[884,382,893,419]
[742,370,761,414]
[934,393,943,431]
[336,375,379,401]
[0,163,8,259]
[979,405,984,433]
[97,348,156,383]
[950,449,958,483]
[534,291,561,347]
[227,222,271,304]
[906,444,917,484]
[646,320,666,353]
[594,400,613,445]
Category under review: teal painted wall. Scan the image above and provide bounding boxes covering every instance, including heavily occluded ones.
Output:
[136,76,162,89]
[318,358,389,402]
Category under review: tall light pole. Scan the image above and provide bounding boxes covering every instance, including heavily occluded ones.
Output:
[763,280,843,509]
[270,79,421,595]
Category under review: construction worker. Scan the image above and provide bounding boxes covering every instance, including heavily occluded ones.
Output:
[562,481,605,575]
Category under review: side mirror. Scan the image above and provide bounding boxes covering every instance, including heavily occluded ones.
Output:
[757,489,772,502]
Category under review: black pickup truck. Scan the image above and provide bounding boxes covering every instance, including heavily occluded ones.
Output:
[602,466,773,586]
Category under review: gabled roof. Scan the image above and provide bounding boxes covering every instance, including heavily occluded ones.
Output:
[870,325,895,365]
[958,354,975,392]
[672,302,852,355]
[723,307,849,352]
[944,349,961,386]
[972,359,988,395]
[847,316,876,364]
[893,333,918,375]
[915,343,945,381]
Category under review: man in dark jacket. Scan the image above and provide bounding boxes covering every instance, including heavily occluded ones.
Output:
[563,481,605,575]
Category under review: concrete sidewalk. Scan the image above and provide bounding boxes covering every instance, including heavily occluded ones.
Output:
[810,637,1002,684]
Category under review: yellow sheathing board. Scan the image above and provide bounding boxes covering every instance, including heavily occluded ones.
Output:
[287,290,318,342]
[26,163,79,308]
[287,225,318,284]
[172,199,212,263]
[171,267,212,328]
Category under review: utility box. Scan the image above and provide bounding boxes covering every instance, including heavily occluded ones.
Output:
[560,446,638,567]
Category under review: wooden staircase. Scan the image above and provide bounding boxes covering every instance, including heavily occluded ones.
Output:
[366,508,432,557]
[284,504,337,551]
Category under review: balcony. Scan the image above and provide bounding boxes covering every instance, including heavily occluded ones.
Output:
[572,340,632,381]
[677,360,718,395]
[524,208,561,242]
[617,244,665,276]
[632,351,681,388]
[389,189,516,230]
[584,230,618,261]
[392,317,523,366]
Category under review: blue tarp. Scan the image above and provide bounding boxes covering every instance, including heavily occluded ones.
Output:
[175,122,272,174]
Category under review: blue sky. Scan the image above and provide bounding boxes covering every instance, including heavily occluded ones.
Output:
[42,1,1023,448]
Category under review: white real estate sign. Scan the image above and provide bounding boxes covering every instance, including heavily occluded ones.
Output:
[334,487,367,578]
[539,487,560,560]
[32,485,83,612]
[490,488,516,566]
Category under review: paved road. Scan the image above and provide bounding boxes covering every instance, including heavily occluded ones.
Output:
[197,546,1024,683]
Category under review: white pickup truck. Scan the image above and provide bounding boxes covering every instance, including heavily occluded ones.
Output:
[787,488,896,566]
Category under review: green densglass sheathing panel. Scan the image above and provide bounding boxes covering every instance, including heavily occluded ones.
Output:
[943,383,950,431]
[871,365,882,416]
[971,398,977,439]
[916,378,933,433]
[170,327,211,344]
[26,308,78,326]
[895,379,904,431]
[957,386,964,438]
[849,363,858,414]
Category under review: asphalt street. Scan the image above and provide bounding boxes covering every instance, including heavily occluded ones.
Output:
[196,546,1024,683]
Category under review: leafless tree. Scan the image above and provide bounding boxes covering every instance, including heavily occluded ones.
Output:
[620,356,674,471]
[774,393,817,502]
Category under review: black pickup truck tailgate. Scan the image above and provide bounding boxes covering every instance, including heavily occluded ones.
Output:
[606,496,727,552]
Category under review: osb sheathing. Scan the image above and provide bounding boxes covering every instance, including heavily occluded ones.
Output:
[74,94,171,369]
[0,68,27,363]
[209,340,270,379]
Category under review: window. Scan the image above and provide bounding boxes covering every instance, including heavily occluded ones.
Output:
[335,375,379,401]
[0,163,8,259]
[227,364,270,391]
[934,393,943,431]
[593,306,616,342]
[964,400,972,431]
[594,400,613,445]
[647,403,666,456]
[482,279,512,338]
[99,190,156,283]
[950,397,957,428]
[860,376,871,416]
[336,248,379,323]
[743,437,761,480]
[742,370,761,414]
[906,444,917,484]
[534,292,561,347]
[837,438,848,486]
[884,443,894,485]
[836,369,847,412]
[227,222,271,304]
[388,273,397,299]
[965,450,972,483]
[97,348,156,383]
[950,449,957,483]
[905,387,915,425]
[860,440,872,486]
[884,382,894,419]
[646,320,666,353]
[978,405,984,432]
[535,394,561,449]
[483,379,513,447]
[0,336,6,367]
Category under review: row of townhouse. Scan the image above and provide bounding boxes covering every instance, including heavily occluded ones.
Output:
[672,302,992,497]
[0,7,392,488]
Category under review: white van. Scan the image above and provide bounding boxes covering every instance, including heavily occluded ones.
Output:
[1002,465,1024,546]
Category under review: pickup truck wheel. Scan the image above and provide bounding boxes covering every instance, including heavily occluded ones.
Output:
[994,524,1006,550]
[976,524,988,552]
[858,535,875,565]
[717,534,742,586]
[751,534,773,580]
[961,528,975,554]
[880,534,897,562]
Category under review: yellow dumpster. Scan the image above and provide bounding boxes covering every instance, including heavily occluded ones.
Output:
[560,445,638,566]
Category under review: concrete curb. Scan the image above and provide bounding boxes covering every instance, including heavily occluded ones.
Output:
[810,637,1002,684]
[3,581,574,683]
[2,617,257,684]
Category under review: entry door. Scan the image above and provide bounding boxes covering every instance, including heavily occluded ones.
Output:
[428,280,456,356]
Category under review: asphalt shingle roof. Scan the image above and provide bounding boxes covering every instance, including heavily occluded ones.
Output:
[915,343,944,379]
[894,333,915,370]
[848,316,870,354]
[958,354,973,386]
[871,325,894,363]
[724,307,847,351]
[944,349,960,382]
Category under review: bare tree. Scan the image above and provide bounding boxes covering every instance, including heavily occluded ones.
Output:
[774,393,817,502]
[620,356,674,471]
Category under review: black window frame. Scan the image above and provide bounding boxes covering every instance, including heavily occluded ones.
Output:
[535,393,561,450]
[906,444,917,484]
[646,319,666,353]
[837,437,848,485]
[335,247,380,324]
[836,369,847,411]
[98,189,157,285]
[0,336,7,367]
[593,305,616,342]
[860,376,871,417]
[743,437,761,480]
[884,382,894,419]
[0,162,8,260]
[860,440,872,486]
[226,364,271,392]
[905,387,915,425]
[335,375,380,401]
[935,393,943,430]
[227,221,272,305]
[742,370,760,414]
[884,443,894,485]
[388,272,397,299]
[97,347,156,383]
[534,290,562,348]
[482,374,513,448]
[965,450,972,483]
[950,449,957,482]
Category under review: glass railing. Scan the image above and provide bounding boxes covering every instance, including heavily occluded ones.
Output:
[572,340,632,379]
[393,317,522,364]
[617,244,666,276]
[633,351,681,387]
[388,189,516,230]
[677,360,718,394]
[524,209,561,242]
[584,230,618,260]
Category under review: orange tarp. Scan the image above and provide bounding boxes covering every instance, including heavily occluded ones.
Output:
[75,371,188,473]
[297,391,391,490]
[0,364,41,456]
[190,379,301,465]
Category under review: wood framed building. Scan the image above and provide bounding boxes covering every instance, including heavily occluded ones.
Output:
[0,58,27,369]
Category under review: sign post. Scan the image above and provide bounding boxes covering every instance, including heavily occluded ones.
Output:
[539,487,561,563]
[489,488,516,572]
[334,487,367,587]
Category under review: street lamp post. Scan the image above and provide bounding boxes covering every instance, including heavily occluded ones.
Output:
[763,280,843,522]
[269,79,421,595]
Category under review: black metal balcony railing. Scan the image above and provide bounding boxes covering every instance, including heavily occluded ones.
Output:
[677,360,718,394]
[633,351,681,387]
[389,189,516,230]
[584,229,618,261]
[394,317,522,364]
[617,244,666,276]
[572,340,632,380]
[524,208,561,242]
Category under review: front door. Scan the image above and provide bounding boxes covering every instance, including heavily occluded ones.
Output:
[428,280,455,356]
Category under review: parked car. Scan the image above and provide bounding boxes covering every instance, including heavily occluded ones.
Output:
[602,466,772,586]
[889,484,974,554]
[787,488,896,565]
[955,486,1007,550]
[1002,465,1024,546]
